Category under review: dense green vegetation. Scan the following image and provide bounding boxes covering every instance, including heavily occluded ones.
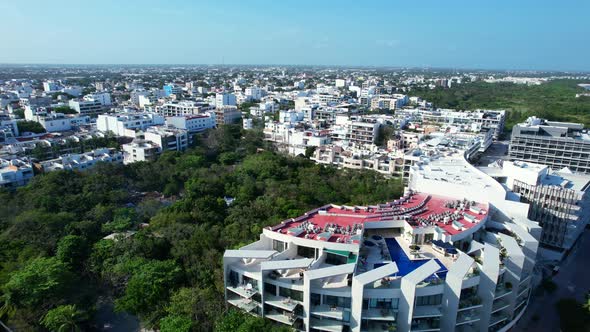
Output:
[53,106,78,115]
[12,109,25,119]
[0,125,403,331]
[412,80,590,134]
[17,120,47,134]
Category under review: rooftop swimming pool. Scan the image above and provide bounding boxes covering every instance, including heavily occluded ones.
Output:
[374,238,447,279]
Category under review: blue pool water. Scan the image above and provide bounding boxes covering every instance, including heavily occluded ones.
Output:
[374,238,447,279]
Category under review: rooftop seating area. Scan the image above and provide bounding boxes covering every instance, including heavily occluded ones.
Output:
[270,192,488,242]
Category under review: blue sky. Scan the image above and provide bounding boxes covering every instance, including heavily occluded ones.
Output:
[1,0,588,71]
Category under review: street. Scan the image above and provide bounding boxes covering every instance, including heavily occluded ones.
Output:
[514,229,590,331]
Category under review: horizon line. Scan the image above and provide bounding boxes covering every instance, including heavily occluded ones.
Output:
[0,62,589,74]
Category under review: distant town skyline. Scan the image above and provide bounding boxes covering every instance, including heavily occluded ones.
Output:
[1,0,589,71]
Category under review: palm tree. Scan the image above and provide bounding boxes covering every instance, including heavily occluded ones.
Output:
[40,304,85,332]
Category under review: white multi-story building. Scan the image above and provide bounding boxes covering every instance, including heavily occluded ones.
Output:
[165,114,216,133]
[216,93,237,107]
[143,126,189,152]
[97,113,165,137]
[131,89,167,105]
[215,106,241,125]
[61,86,82,97]
[479,160,590,258]
[370,94,408,111]
[313,94,340,105]
[43,81,60,92]
[84,92,112,106]
[509,117,590,173]
[69,99,103,115]
[224,144,540,332]
[279,110,304,124]
[0,159,34,189]
[243,118,253,130]
[157,100,215,117]
[121,139,161,164]
[348,119,380,146]
[245,87,263,101]
[37,148,123,172]
[0,119,19,139]
[398,109,506,140]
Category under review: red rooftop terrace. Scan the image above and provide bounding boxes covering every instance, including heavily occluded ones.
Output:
[269,191,488,244]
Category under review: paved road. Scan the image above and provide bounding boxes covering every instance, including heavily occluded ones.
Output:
[477,141,510,166]
[514,229,590,332]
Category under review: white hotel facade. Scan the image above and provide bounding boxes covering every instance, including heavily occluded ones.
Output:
[223,146,539,332]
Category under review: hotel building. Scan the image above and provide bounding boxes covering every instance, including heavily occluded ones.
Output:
[509,117,590,174]
[223,146,539,332]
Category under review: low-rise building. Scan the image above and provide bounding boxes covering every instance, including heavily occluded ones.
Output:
[165,114,216,133]
[157,100,215,117]
[97,113,165,137]
[37,148,123,172]
[144,126,189,152]
[215,106,241,125]
[121,139,161,164]
[69,98,103,115]
[0,159,34,189]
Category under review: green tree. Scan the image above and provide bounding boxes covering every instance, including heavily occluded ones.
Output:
[2,257,74,312]
[17,120,46,134]
[12,108,25,119]
[56,235,89,268]
[160,315,192,332]
[40,304,87,332]
[114,259,182,321]
[53,106,78,114]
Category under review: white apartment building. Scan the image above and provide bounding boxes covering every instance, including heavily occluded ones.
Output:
[215,106,241,125]
[0,159,34,189]
[43,81,60,92]
[224,143,539,332]
[69,99,103,115]
[131,89,167,105]
[279,110,305,124]
[122,139,161,164]
[313,94,340,105]
[143,126,189,152]
[37,148,123,172]
[479,160,590,257]
[0,119,19,138]
[61,86,82,97]
[246,87,263,100]
[84,92,112,106]
[370,94,408,111]
[166,114,216,133]
[398,109,506,140]
[348,119,380,146]
[97,113,165,137]
[157,100,215,117]
[335,79,347,88]
[38,113,73,132]
[216,93,237,107]
[243,118,253,130]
